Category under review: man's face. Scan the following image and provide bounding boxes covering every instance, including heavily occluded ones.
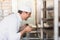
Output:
[22,11,31,20]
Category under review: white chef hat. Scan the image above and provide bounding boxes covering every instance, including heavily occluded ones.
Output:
[18,0,33,13]
[18,5,31,13]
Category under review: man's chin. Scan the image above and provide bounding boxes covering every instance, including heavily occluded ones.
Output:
[25,19,28,21]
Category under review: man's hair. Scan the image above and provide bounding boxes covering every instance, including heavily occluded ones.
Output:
[18,10,31,14]
[18,10,23,14]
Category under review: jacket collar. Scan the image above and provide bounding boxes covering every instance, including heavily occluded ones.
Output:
[16,13,23,22]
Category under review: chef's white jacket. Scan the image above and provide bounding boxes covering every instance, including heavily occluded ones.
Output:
[0,13,23,40]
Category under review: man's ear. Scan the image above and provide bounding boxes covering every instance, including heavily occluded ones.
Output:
[18,10,23,14]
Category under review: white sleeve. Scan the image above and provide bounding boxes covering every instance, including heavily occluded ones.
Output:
[7,18,21,40]
[0,16,21,40]
[8,32,21,40]
[8,24,21,40]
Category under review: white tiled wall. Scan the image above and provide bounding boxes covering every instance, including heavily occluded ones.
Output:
[0,0,12,21]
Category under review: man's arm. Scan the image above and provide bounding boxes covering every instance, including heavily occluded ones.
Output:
[20,26,32,37]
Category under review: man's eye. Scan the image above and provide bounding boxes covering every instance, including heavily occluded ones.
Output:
[25,12,28,13]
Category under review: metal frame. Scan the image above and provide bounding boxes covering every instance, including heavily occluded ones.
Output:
[54,0,59,40]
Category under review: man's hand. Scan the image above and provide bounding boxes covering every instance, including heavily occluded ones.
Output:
[24,26,32,32]
[20,25,32,37]
[18,24,29,32]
